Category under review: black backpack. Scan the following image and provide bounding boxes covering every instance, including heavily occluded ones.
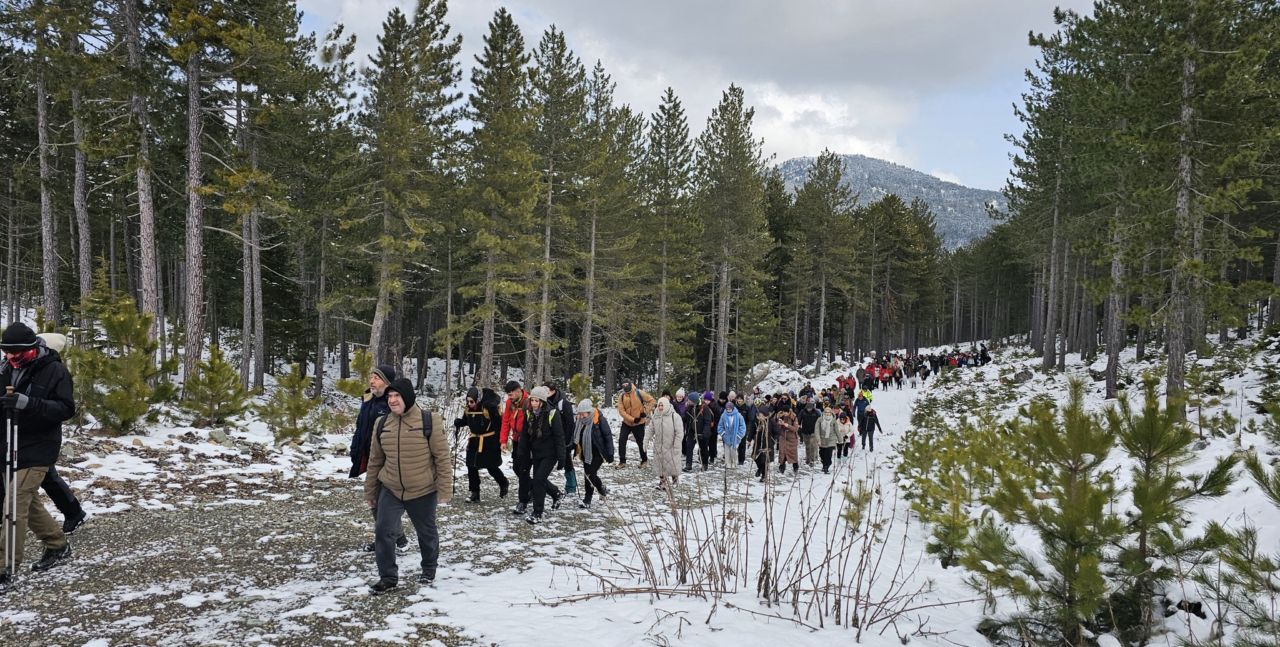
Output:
[375,408,434,445]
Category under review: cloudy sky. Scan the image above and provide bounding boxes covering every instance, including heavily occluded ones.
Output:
[297,0,1093,191]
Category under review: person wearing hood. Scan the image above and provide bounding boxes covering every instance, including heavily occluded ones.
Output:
[752,400,779,482]
[364,379,451,593]
[572,399,614,508]
[671,388,697,473]
[350,364,406,552]
[453,386,509,503]
[717,398,746,470]
[733,392,755,467]
[614,380,655,468]
[517,386,565,524]
[0,323,76,586]
[649,396,683,489]
[798,397,822,469]
[816,404,841,473]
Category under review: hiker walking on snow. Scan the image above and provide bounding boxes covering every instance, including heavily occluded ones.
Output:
[615,380,654,468]
[775,398,800,475]
[695,391,719,470]
[836,411,854,462]
[349,365,407,552]
[672,389,697,473]
[364,379,452,593]
[1,322,76,588]
[858,407,884,452]
[500,381,532,516]
[517,386,565,524]
[544,383,577,496]
[718,397,746,470]
[649,396,683,490]
[453,387,509,503]
[572,399,614,508]
[816,404,841,473]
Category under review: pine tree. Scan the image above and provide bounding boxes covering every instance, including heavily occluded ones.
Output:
[67,272,177,436]
[965,379,1124,645]
[462,8,539,388]
[1107,376,1237,643]
[258,362,314,443]
[792,149,855,372]
[693,85,766,390]
[182,344,250,428]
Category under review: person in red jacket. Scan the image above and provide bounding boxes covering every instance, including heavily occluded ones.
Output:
[500,380,532,516]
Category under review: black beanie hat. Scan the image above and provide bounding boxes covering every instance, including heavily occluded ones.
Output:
[0,322,38,351]
[504,380,522,394]
[385,377,416,411]
[372,364,397,385]
[466,386,480,401]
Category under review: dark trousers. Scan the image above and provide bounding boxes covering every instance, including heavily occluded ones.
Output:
[819,446,834,471]
[682,431,696,467]
[531,457,561,515]
[697,432,717,467]
[513,449,533,505]
[860,428,875,451]
[618,424,648,464]
[42,465,82,519]
[737,438,748,465]
[374,489,438,581]
[836,439,849,459]
[581,454,605,504]
[754,449,774,477]
[466,463,508,496]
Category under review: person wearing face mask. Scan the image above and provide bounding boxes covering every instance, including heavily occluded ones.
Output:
[649,396,683,490]
[816,404,841,474]
[0,322,76,587]
[349,363,407,553]
[518,386,565,524]
[363,379,452,593]
[614,380,654,469]
[572,399,614,508]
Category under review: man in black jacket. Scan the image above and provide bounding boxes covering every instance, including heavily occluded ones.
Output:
[518,386,564,525]
[0,322,75,587]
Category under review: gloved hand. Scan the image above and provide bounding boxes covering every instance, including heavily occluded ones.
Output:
[0,393,28,410]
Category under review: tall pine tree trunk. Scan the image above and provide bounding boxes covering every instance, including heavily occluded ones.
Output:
[815,271,827,374]
[1270,229,1279,327]
[537,161,553,384]
[579,209,597,379]
[36,51,59,325]
[657,239,669,390]
[369,203,392,365]
[1168,49,1197,419]
[182,48,205,382]
[1042,156,1063,372]
[714,253,731,391]
[1057,242,1071,372]
[71,75,91,320]
[479,246,497,388]
[313,213,327,398]
[1105,212,1126,398]
[124,0,158,338]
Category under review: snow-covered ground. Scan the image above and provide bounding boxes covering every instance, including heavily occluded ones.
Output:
[2,331,1276,646]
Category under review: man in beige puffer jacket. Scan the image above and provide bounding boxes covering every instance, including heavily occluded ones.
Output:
[364,378,452,593]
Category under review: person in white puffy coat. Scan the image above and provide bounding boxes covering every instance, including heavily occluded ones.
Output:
[647,396,683,489]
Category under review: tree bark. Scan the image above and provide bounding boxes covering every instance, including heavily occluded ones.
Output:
[537,160,553,385]
[815,272,827,374]
[70,67,91,321]
[1105,210,1126,398]
[714,252,731,391]
[1042,152,1063,372]
[656,239,668,390]
[478,246,497,388]
[1270,229,1280,328]
[1167,48,1197,419]
[579,209,596,379]
[36,45,58,325]
[182,47,205,382]
[1057,242,1071,372]
[369,202,392,365]
[123,0,158,337]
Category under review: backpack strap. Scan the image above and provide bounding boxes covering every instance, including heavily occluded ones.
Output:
[377,409,434,444]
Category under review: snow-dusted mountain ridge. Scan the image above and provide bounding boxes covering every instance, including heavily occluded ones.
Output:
[777,153,1007,249]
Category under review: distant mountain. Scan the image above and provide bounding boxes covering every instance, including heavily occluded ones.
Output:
[776,154,1006,249]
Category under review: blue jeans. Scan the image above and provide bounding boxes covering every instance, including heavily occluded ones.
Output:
[375,489,439,581]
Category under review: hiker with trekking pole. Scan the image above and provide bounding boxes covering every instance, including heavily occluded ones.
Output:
[1,322,76,590]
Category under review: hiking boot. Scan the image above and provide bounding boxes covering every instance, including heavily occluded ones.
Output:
[550,493,562,511]
[467,491,481,503]
[499,482,510,498]
[578,500,590,509]
[362,541,376,553]
[418,573,435,586]
[31,543,71,572]
[638,460,649,468]
[682,465,693,473]
[370,578,398,594]
[614,462,627,469]
[62,510,87,535]
[510,502,527,515]
[524,511,542,525]
[0,569,12,591]
[396,535,409,551]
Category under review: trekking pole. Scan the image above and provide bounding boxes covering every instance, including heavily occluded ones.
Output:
[4,385,17,576]
[449,398,462,497]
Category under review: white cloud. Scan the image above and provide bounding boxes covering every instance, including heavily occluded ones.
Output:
[930,170,963,185]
